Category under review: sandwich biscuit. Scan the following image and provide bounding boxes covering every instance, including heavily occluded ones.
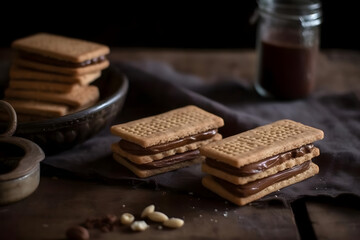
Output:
[5,33,109,122]
[12,33,110,75]
[8,79,80,93]
[5,85,99,108]
[10,66,101,85]
[111,105,224,178]
[200,119,324,206]
[14,58,109,76]
[4,99,69,118]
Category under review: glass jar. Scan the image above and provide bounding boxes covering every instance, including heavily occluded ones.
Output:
[254,0,322,99]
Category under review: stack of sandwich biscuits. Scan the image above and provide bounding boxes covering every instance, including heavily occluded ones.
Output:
[3,33,109,121]
[110,105,224,178]
[200,119,324,206]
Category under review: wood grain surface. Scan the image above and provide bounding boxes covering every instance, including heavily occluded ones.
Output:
[0,176,300,240]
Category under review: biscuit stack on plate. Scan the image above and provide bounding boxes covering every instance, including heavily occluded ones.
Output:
[200,119,324,206]
[3,33,110,121]
[110,105,224,178]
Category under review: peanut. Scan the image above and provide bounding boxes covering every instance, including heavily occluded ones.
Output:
[120,213,135,225]
[130,221,149,231]
[163,218,184,228]
[148,211,169,223]
[141,204,155,218]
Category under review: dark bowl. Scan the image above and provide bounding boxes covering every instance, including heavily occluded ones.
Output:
[0,62,128,154]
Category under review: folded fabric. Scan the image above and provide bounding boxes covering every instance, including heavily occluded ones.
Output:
[44,61,360,203]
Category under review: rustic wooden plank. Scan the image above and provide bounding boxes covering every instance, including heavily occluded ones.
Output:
[0,176,300,240]
[306,196,360,240]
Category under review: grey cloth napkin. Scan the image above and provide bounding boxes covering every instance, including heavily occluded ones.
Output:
[44,61,360,203]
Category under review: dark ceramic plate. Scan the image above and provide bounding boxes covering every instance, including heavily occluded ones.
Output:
[0,62,128,154]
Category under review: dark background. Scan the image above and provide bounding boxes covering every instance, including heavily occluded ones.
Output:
[0,2,359,50]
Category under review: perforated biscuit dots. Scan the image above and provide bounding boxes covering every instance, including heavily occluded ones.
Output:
[208,120,312,157]
[118,110,214,138]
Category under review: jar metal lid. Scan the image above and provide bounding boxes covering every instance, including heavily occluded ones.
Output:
[258,0,322,27]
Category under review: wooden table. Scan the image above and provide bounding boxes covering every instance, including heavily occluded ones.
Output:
[1,49,360,240]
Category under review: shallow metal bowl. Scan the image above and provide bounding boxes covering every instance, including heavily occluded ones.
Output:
[0,63,128,154]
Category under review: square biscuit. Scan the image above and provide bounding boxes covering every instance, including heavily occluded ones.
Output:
[111,105,224,148]
[4,99,69,117]
[202,162,319,206]
[5,85,99,108]
[3,98,99,122]
[12,33,110,63]
[10,66,101,85]
[8,79,80,93]
[113,153,205,178]
[200,119,324,168]
[14,57,109,76]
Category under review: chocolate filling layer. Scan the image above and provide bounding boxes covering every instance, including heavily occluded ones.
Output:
[214,161,311,197]
[119,129,217,155]
[206,144,314,177]
[18,51,107,68]
[132,149,200,170]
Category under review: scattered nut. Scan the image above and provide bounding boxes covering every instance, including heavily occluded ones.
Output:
[130,221,149,231]
[120,213,135,225]
[82,214,118,232]
[104,214,118,224]
[141,204,155,218]
[66,226,90,240]
[70,204,183,236]
[163,218,184,229]
[148,211,169,223]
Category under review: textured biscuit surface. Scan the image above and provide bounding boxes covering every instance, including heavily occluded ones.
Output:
[111,105,224,147]
[112,134,222,164]
[14,58,109,76]
[10,66,101,85]
[4,99,68,117]
[9,79,80,93]
[202,162,319,206]
[5,85,99,107]
[113,153,205,178]
[12,33,110,62]
[202,147,319,185]
[200,119,324,168]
